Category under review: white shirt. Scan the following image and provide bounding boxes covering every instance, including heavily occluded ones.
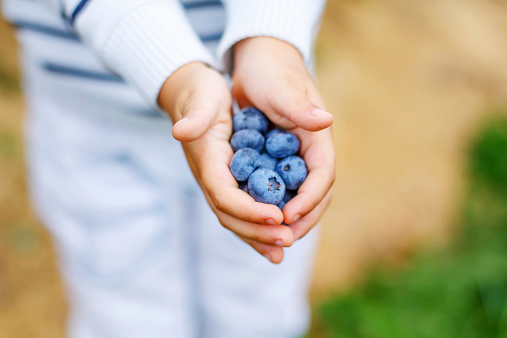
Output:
[3,0,325,106]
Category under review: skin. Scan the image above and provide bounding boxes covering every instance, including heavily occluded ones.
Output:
[158,37,335,264]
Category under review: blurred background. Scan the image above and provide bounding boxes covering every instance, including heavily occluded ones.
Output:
[1,0,507,337]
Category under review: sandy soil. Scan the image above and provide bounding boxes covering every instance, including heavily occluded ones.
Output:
[1,0,507,336]
[0,32,67,338]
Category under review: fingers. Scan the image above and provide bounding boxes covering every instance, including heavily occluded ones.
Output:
[172,108,213,142]
[172,86,228,142]
[233,67,333,132]
[195,145,293,246]
[288,190,333,241]
[282,168,333,224]
[198,146,285,225]
[240,236,285,264]
[173,83,232,142]
[208,186,285,225]
[231,37,333,132]
[276,91,333,132]
[282,129,335,224]
[215,210,294,247]
[200,173,295,248]
[166,63,231,142]
[246,66,334,131]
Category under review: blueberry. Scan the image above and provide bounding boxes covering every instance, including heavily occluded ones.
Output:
[229,148,261,181]
[275,156,307,190]
[230,129,265,153]
[248,168,285,205]
[259,153,278,170]
[239,182,249,193]
[233,107,269,134]
[266,128,284,139]
[277,189,296,211]
[265,131,300,158]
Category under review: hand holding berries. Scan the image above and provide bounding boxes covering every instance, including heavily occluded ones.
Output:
[159,62,294,264]
[158,37,335,264]
[232,37,335,245]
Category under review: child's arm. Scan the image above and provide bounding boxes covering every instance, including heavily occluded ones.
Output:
[48,0,216,105]
[37,0,296,263]
[38,0,331,263]
[163,2,335,262]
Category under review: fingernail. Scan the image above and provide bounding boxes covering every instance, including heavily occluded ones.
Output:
[265,218,277,225]
[311,108,329,117]
[274,240,283,247]
[179,117,190,122]
[292,214,301,223]
[263,253,272,261]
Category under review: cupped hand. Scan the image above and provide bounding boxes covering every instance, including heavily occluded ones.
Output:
[159,62,293,263]
[232,37,335,241]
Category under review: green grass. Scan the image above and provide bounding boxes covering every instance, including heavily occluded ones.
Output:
[0,131,19,158]
[312,117,507,338]
[0,66,19,94]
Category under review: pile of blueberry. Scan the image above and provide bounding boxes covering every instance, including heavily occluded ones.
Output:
[229,107,308,210]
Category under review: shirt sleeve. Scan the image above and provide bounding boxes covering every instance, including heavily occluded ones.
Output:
[56,0,216,106]
[217,0,326,74]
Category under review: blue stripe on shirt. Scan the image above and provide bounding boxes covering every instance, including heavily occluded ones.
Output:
[41,62,125,83]
[200,31,223,42]
[182,0,222,10]
[13,20,222,43]
[69,0,92,25]
[13,20,80,41]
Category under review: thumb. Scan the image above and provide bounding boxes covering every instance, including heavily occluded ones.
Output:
[172,99,214,142]
[275,86,333,132]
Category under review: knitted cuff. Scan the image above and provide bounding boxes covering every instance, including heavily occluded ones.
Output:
[217,0,325,74]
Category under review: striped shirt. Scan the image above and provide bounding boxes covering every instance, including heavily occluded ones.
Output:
[2,0,226,84]
[2,0,325,107]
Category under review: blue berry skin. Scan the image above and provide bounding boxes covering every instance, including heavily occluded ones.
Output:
[229,148,261,181]
[265,131,300,158]
[276,156,307,190]
[230,129,265,153]
[266,128,284,139]
[233,107,269,134]
[277,190,296,211]
[248,169,286,205]
[259,153,278,171]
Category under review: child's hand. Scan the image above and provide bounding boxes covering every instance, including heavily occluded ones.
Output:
[232,37,335,241]
[159,62,294,263]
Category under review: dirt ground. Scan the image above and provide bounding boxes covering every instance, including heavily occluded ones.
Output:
[313,0,507,295]
[1,0,507,337]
